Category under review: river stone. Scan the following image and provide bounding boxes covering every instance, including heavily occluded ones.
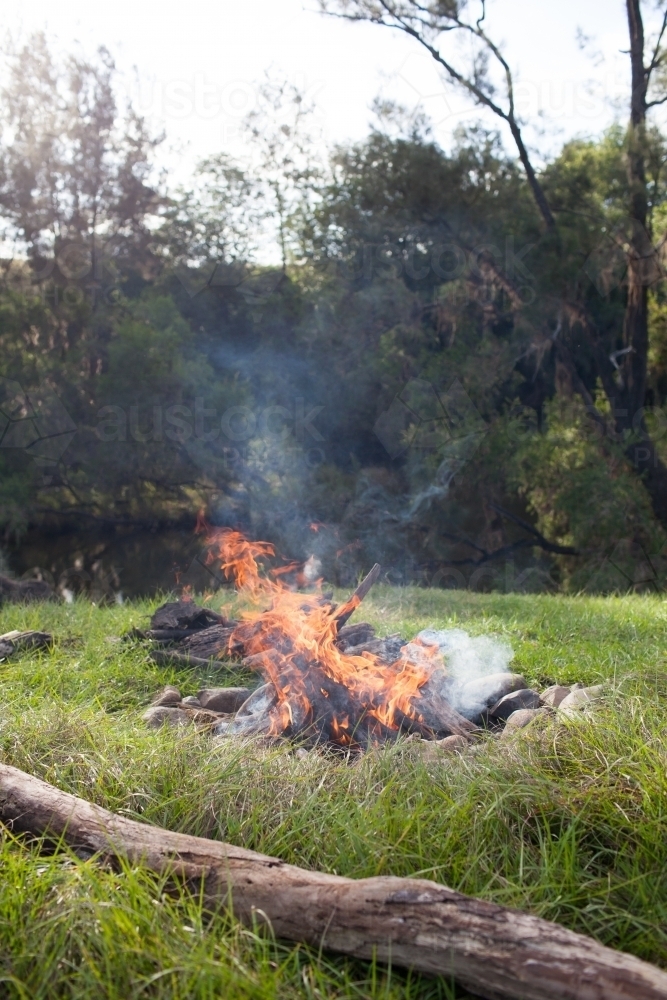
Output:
[151,685,182,707]
[501,707,548,736]
[197,686,252,713]
[435,734,471,752]
[540,684,571,708]
[457,672,528,721]
[142,706,191,728]
[558,685,604,714]
[0,639,14,659]
[489,688,541,721]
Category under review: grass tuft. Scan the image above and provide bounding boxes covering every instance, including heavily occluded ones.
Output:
[1,588,667,998]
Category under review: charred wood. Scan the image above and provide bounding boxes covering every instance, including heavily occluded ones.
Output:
[177,625,241,660]
[343,635,405,665]
[334,622,376,650]
[334,564,381,628]
[150,601,229,631]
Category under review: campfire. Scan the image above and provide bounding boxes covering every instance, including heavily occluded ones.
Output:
[137,529,604,747]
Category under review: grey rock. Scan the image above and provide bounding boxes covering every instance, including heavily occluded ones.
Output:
[435,734,471,752]
[558,685,604,714]
[142,706,191,728]
[489,688,541,721]
[181,695,202,708]
[151,685,182,707]
[197,686,252,713]
[540,684,571,708]
[0,640,14,659]
[235,683,278,718]
[501,707,548,736]
[457,672,528,720]
[214,683,278,737]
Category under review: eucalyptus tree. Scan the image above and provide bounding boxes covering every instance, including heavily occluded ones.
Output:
[0,33,164,284]
[319,0,667,527]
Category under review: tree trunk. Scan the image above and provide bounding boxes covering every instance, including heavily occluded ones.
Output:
[1,763,667,1000]
[614,1,667,525]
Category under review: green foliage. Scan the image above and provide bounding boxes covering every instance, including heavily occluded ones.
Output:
[5,39,667,592]
[508,396,666,591]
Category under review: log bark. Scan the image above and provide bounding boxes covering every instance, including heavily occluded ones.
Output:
[0,574,58,605]
[1,763,666,1000]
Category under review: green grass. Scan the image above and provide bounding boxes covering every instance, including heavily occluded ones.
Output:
[1,588,667,999]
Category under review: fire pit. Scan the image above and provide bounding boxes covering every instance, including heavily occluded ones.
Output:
[137,530,604,747]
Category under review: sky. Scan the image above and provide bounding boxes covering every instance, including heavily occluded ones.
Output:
[5,0,643,187]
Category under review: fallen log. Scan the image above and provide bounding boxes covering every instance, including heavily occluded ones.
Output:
[1,763,665,1000]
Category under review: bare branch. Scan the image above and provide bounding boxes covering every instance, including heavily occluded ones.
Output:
[645,5,667,83]
[487,502,580,556]
[318,0,556,229]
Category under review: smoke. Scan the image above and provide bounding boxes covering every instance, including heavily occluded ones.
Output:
[413,628,516,718]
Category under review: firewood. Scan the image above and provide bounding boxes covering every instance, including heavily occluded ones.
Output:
[342,634,404,664]
[146,628,213,641]
[405,685,477,739]
[334,622,376,650]
[150,601,228,631]
[334,564,382,628]
[149,649,218,669]
[1,763,665,1000]
[177,624,239,660]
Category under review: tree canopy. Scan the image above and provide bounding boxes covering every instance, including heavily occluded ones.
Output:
[3,8,667,595]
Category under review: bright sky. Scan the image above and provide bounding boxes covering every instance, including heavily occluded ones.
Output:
[5,0,649,183]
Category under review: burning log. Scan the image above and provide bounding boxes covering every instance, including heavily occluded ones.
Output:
[178,625,242,660]
[1,763,665,1000]
[334,563,382,628]
[334,622,376,650]
[342,634,404,664]
[143,535,488,748]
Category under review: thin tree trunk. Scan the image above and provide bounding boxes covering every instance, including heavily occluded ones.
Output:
[1,763,667,1000]
[615,0,667,523]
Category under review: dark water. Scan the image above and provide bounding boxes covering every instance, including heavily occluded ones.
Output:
[6,525,223,601]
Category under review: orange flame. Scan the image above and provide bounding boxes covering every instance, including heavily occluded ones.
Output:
[207,528,439,747]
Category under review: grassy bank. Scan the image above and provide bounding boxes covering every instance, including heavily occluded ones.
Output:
[1,589,666,999]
